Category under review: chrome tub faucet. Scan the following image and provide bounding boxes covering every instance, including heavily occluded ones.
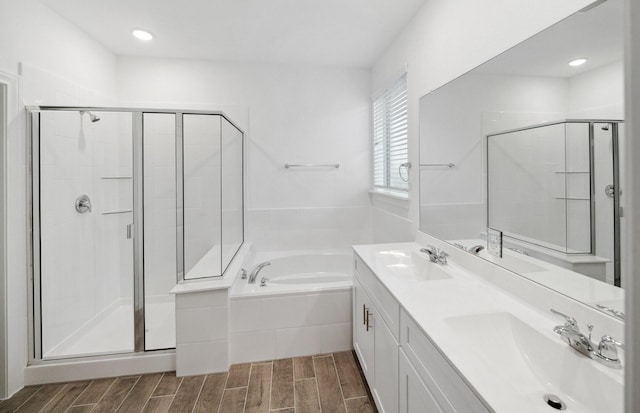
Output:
[248,261,271,284]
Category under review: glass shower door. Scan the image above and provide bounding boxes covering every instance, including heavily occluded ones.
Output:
[36,110,135,359]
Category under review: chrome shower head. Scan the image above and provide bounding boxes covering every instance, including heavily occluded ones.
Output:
[80,110,100,123]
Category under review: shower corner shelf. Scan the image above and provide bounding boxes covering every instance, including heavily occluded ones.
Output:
[101,209,133,215]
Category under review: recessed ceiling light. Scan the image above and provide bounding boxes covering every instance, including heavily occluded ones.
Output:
[568,58,588,67]
[131,29,153,41]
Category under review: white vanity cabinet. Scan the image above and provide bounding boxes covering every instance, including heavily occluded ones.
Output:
[399,349,448,413]
[400,310,490,413]
[353,256,399,413]
[353,252,491,413]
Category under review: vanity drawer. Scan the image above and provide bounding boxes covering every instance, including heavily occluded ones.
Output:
[400,310,490,413]
[354,254,400,340]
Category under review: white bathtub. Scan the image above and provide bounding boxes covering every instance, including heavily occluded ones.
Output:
[230,249,352,297]
[229,249,353,363]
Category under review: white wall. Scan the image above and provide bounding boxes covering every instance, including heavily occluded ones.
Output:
[370,0,594,241]
[118,58,373,251]
[625,1,640,411]
[0,0,118,396]
[568,60,625,119]
[419,73,569,242]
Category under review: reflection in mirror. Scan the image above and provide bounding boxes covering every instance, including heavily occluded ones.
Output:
[418,0,625,319]
[221,118,244,270]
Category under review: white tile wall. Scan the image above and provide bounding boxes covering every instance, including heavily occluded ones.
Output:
[39,110,134,356]
[175,289,230,376]
[246,207,372,252]
[229,290,352,364]
[176,307,227,343]
[143,113,178,297]
[230,330,277,363]
[183,114,222,276]
[177,341,229,377]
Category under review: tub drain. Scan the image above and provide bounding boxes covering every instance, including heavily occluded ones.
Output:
[544,394,566,410]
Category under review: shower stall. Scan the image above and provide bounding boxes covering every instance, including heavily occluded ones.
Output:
[487,119,623,286]
[28,107,244,360]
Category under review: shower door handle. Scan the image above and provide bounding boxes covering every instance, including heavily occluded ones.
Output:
[127,224,133,239]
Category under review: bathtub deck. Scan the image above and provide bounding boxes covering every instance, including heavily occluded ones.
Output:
[2,351,377,413]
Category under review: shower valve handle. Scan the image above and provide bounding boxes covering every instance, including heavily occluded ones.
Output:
[75,194,92,213]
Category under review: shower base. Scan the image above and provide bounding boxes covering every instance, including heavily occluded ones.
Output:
[43,295,175,359]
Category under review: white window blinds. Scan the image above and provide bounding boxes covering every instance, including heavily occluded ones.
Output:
[373,74,408,191]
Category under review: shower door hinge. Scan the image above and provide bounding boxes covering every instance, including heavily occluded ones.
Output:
[127,223,134,239]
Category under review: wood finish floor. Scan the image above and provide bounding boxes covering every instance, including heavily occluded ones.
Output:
[0,351,377,413]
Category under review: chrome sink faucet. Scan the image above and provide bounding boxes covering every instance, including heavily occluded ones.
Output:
[550,309,624,369]
[248,261,271,284]
[420,245,448,265]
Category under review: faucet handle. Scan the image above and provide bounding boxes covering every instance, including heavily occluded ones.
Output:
[437,251,448,265]
[240,268,247,279]
[550,309,578,330]
[420,245,439,263]
[596,335,624,363]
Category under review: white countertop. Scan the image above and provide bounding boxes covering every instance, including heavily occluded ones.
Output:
[353,242,624,413]
[452,238,624,314]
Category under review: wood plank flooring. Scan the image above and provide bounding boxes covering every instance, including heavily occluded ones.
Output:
[0,351,377,413]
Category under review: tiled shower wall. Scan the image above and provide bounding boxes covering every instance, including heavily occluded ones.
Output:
[183,114,221,275]
[143,113,178,297]
[39,110,133,355]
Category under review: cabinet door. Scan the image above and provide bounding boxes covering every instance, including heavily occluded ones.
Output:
[353,279,375,386]
[373,306,399,413]
[399,350,446,413]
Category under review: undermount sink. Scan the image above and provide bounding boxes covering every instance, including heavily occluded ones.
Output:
[375,250,452,281]
[445,312,623,413]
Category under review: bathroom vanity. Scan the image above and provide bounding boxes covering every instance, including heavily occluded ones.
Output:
[352,241,624,413]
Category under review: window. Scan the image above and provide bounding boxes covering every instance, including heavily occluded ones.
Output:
[373,74,408,192]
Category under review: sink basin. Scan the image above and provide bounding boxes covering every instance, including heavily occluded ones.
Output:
[375,250,452,281]
[445,312,622,412]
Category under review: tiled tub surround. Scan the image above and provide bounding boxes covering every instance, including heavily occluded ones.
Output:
[229,249,353,363]
[353,240,624,413]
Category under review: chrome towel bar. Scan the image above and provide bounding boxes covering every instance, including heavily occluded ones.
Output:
[420,163,455,168]
[285,163,339,169]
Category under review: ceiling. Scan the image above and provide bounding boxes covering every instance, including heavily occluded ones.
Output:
[38,0,426,68]
[476,0,623,78]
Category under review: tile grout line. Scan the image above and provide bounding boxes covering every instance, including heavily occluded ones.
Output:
[68,380,94,408]
[292,362,296,413]
[189,375,208,413]
[139,372,166,412]
[343,395,369,401]
[214,372,230,413]
[312,358,323,413]
[11,385,43,412]
[330,354,349,413]
[268,361,274,412]
[242,363,253,413]
[88,376,119,410]
[113,375,142,412]
[37,383,69,413]
[167,374,187,411]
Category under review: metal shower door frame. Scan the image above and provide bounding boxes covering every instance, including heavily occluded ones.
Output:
[26,106,245,363]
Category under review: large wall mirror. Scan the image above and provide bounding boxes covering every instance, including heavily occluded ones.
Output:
[419,0,625,319]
